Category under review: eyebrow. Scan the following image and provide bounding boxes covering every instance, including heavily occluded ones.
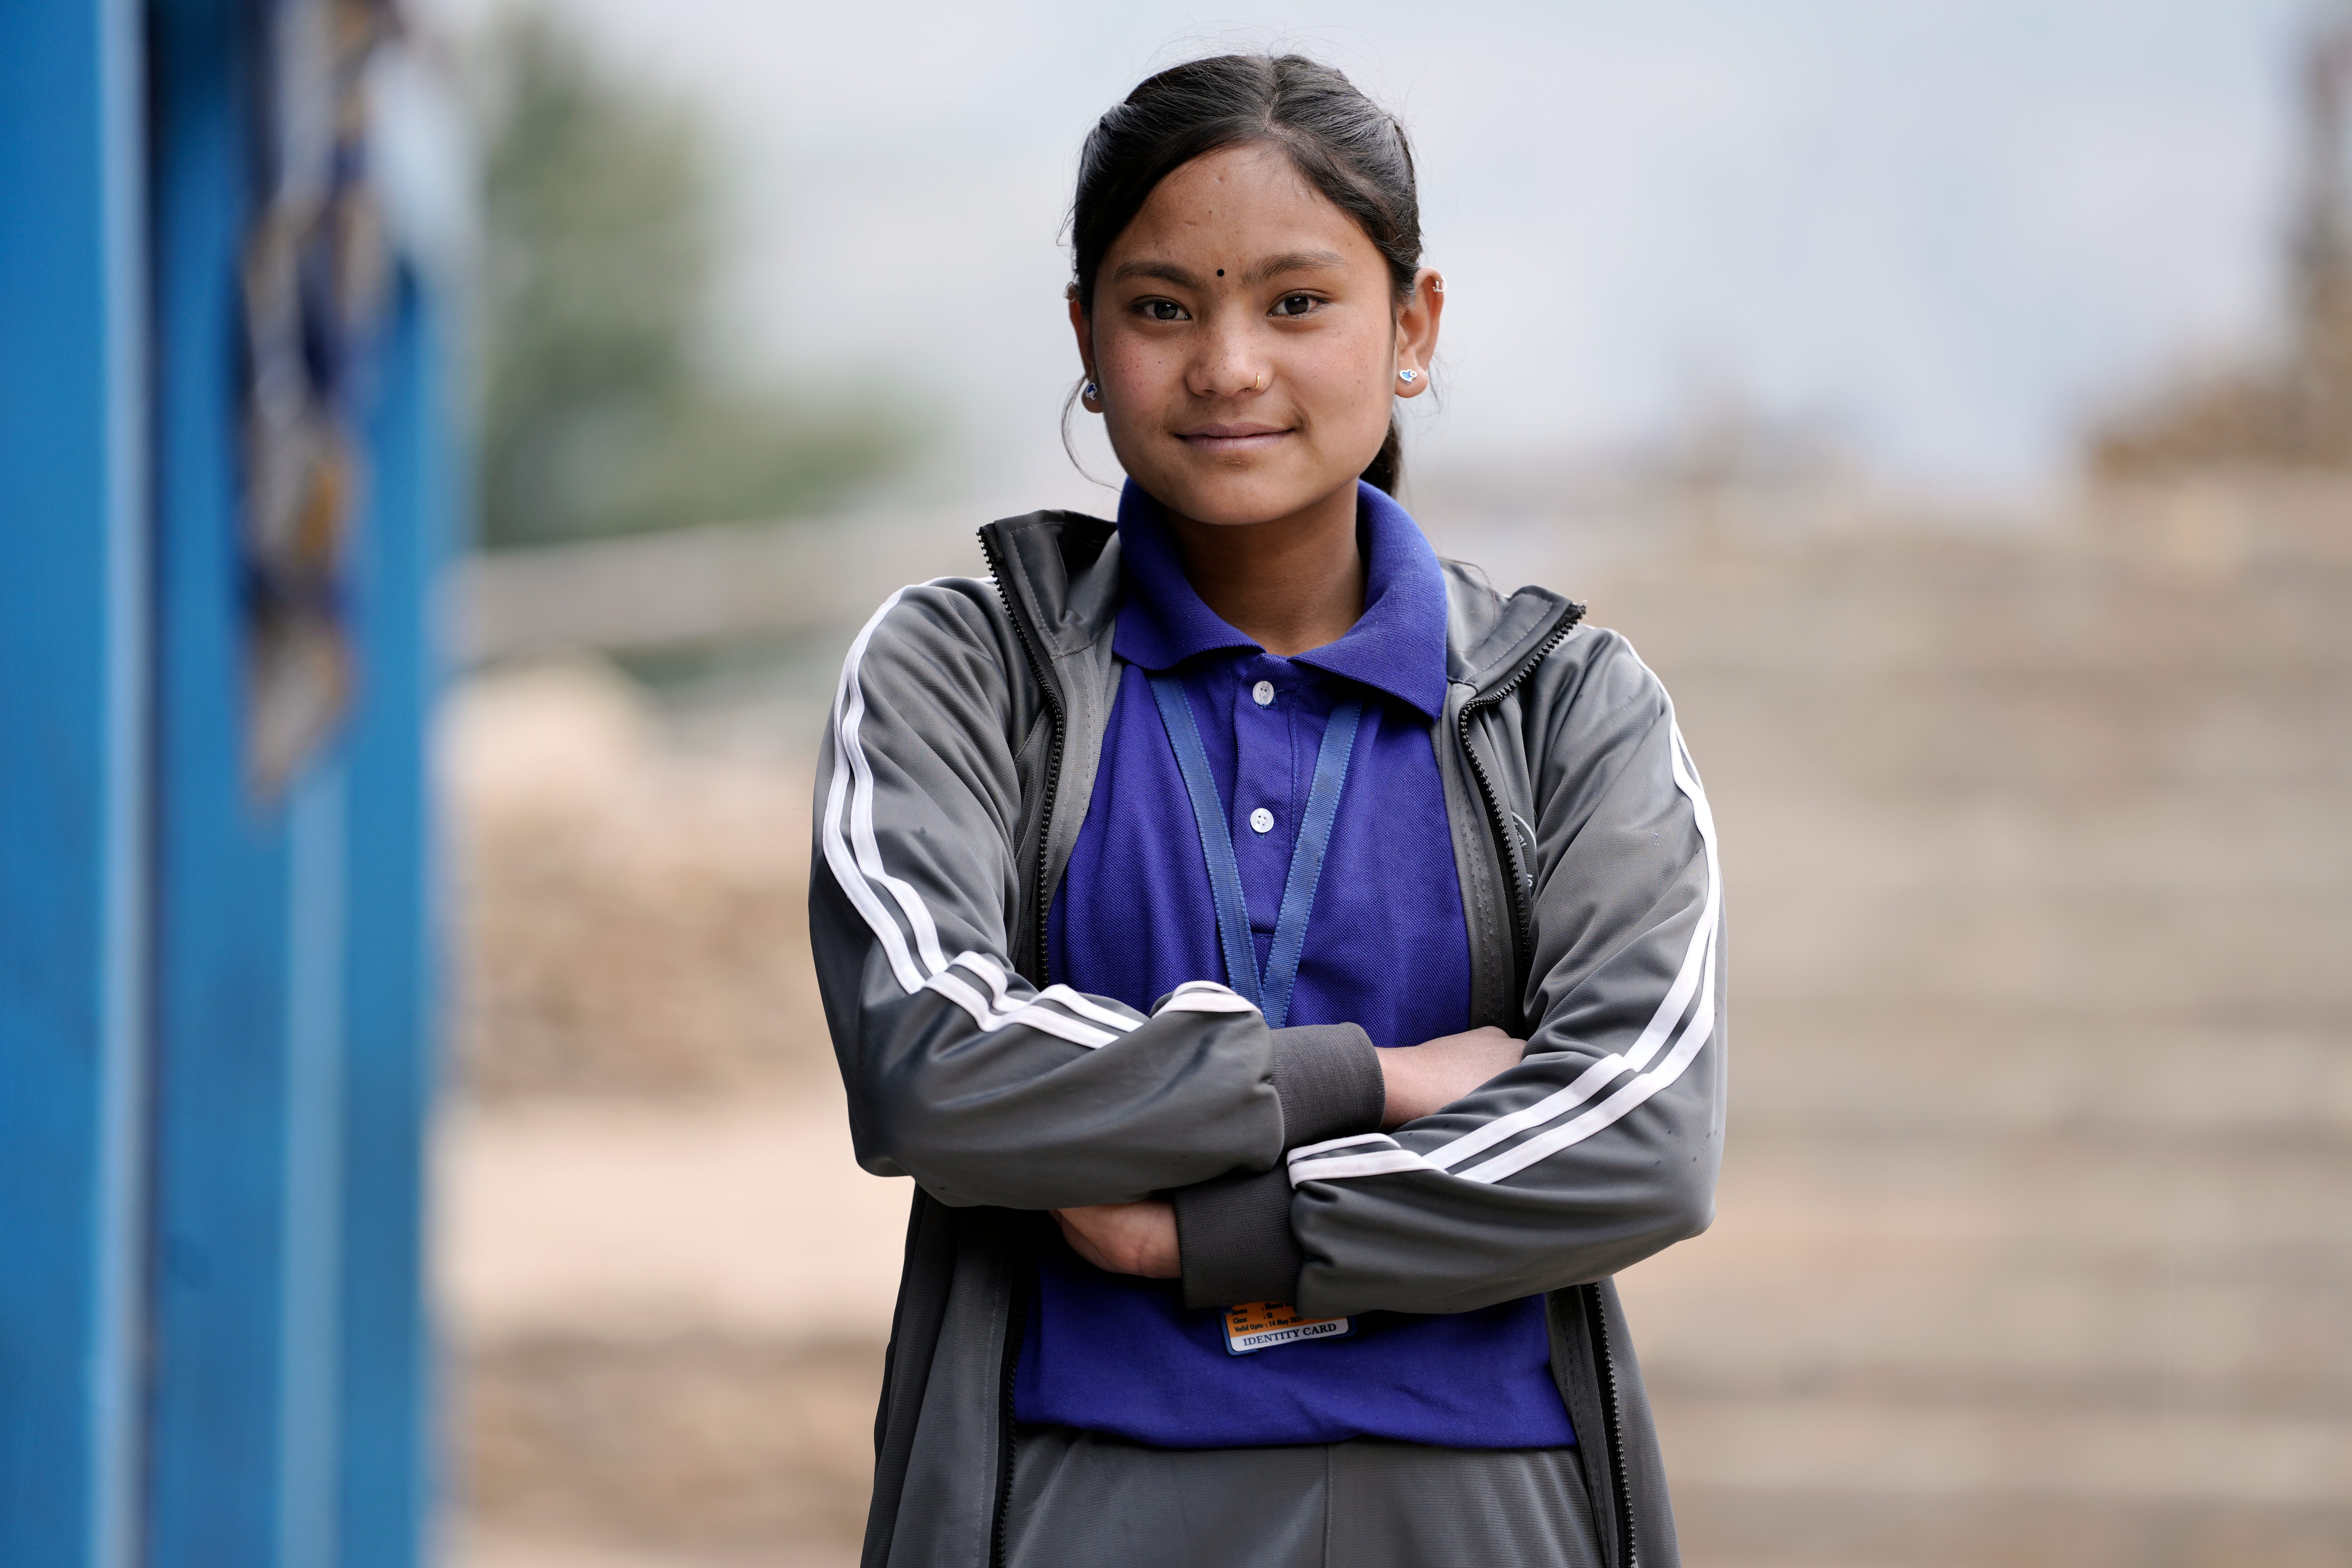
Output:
[1109,249,1352,290]
[1111,259,1203,288]
[1245,249,1347,283]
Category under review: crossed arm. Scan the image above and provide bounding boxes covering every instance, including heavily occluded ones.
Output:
[818,590,1722,1320]
[1052,1025,1523,1277]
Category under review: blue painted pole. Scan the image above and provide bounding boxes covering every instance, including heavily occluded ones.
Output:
[0,1,151,1565]
[143,2,447,1560]
[144,0,304,1551]
[142,0,395,1557]
[338,272,449,1568]
[6,2,445,1559]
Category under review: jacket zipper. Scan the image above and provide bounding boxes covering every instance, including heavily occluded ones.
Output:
[1583,1282,1639,1568]
[1454,606,1582,969]
[977,530,1059,1568]
[989,1279,1029,1568]
[976,529,1069,989]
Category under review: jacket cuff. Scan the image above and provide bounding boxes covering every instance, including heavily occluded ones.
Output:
[1172,1166,1303,1310]
[1266,1022,1384,1148]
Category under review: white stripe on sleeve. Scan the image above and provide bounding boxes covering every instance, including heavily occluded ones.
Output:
[821,590,926,993]
[1295,705,1721,1188]
[821,587,1159,1051]
[1288,1132,1396,1161]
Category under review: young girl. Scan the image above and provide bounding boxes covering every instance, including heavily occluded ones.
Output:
[812,53,1723,1568]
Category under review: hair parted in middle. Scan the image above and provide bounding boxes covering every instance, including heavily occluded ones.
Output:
[1067,53,1425,495]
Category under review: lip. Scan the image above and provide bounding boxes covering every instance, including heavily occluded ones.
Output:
[1179,422,1291,453]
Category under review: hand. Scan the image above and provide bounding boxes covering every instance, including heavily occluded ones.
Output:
[1378,1026,1524,1128]
[1051,1199,1180,1278]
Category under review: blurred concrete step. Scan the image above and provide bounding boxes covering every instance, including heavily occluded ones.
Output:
[1576,541,2352,684]
[456,1333,883,1560]
[1631,1266,2352,1422]
[1630,609,2352,679]
[1647,1359,2350,1425]
[1728,1006,2352,1140]
[436,1093,911,1343]
[1668,1475,2352,1568]
[1712,785,2352,890]
[1620,1132,2352,1404]
[1655,1393,2351,1506]
[1720,887,2352,1020]
[451,1528,852,1568]
[1677,1128,2352,1268]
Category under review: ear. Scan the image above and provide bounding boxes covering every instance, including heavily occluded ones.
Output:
[1394,267,1443,400]
[1068,290,1102,410]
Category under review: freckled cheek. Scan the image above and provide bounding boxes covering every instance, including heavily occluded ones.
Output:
[1280,332,1395,438]
[1097,332,1185,409]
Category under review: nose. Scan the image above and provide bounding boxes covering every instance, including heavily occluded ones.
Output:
[1189,314,1265,399]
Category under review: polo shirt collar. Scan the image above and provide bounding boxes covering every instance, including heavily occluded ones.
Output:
[1110,478,1451,721]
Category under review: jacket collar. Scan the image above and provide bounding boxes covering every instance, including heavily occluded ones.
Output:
[977,503,1576,705]
[1109,479,1452,722]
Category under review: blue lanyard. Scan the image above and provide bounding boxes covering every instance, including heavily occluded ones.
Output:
[1146,672,1364,1030]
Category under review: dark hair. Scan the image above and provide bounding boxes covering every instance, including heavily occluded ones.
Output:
[1068,54,1424,495]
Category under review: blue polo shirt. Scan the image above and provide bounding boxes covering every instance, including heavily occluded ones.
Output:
[1013,480,1574,1450]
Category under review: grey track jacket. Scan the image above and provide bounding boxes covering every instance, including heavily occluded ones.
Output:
[809,509,1726,1568]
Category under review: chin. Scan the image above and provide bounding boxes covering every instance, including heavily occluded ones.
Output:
[1145,459,1342,530]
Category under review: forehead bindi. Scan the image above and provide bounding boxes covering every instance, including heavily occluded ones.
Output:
[1114,144,1380,282]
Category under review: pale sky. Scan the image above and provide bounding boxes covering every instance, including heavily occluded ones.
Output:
[415,0,2323,514]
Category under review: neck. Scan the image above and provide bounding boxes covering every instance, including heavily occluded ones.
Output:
[1161,484,1366,657]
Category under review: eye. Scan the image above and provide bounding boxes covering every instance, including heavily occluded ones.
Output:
[1138,299,1190,323]
[1270,292,1322,318]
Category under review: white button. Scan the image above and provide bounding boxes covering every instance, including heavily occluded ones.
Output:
[1249,807,1274,834]
[1252,680,1276,707]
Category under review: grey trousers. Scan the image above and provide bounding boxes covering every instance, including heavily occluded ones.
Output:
[1002,1424,1607,1568]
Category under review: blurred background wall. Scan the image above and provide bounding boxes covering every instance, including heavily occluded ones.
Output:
[415,3,2352,1567]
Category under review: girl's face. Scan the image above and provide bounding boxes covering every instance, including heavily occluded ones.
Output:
[1072,143,1441,529]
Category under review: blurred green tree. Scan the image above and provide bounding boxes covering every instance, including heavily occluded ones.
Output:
[474,14,915,548]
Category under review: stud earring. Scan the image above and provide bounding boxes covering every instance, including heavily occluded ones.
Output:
[1083,381,1098,401]
[1398,369,1420,385]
